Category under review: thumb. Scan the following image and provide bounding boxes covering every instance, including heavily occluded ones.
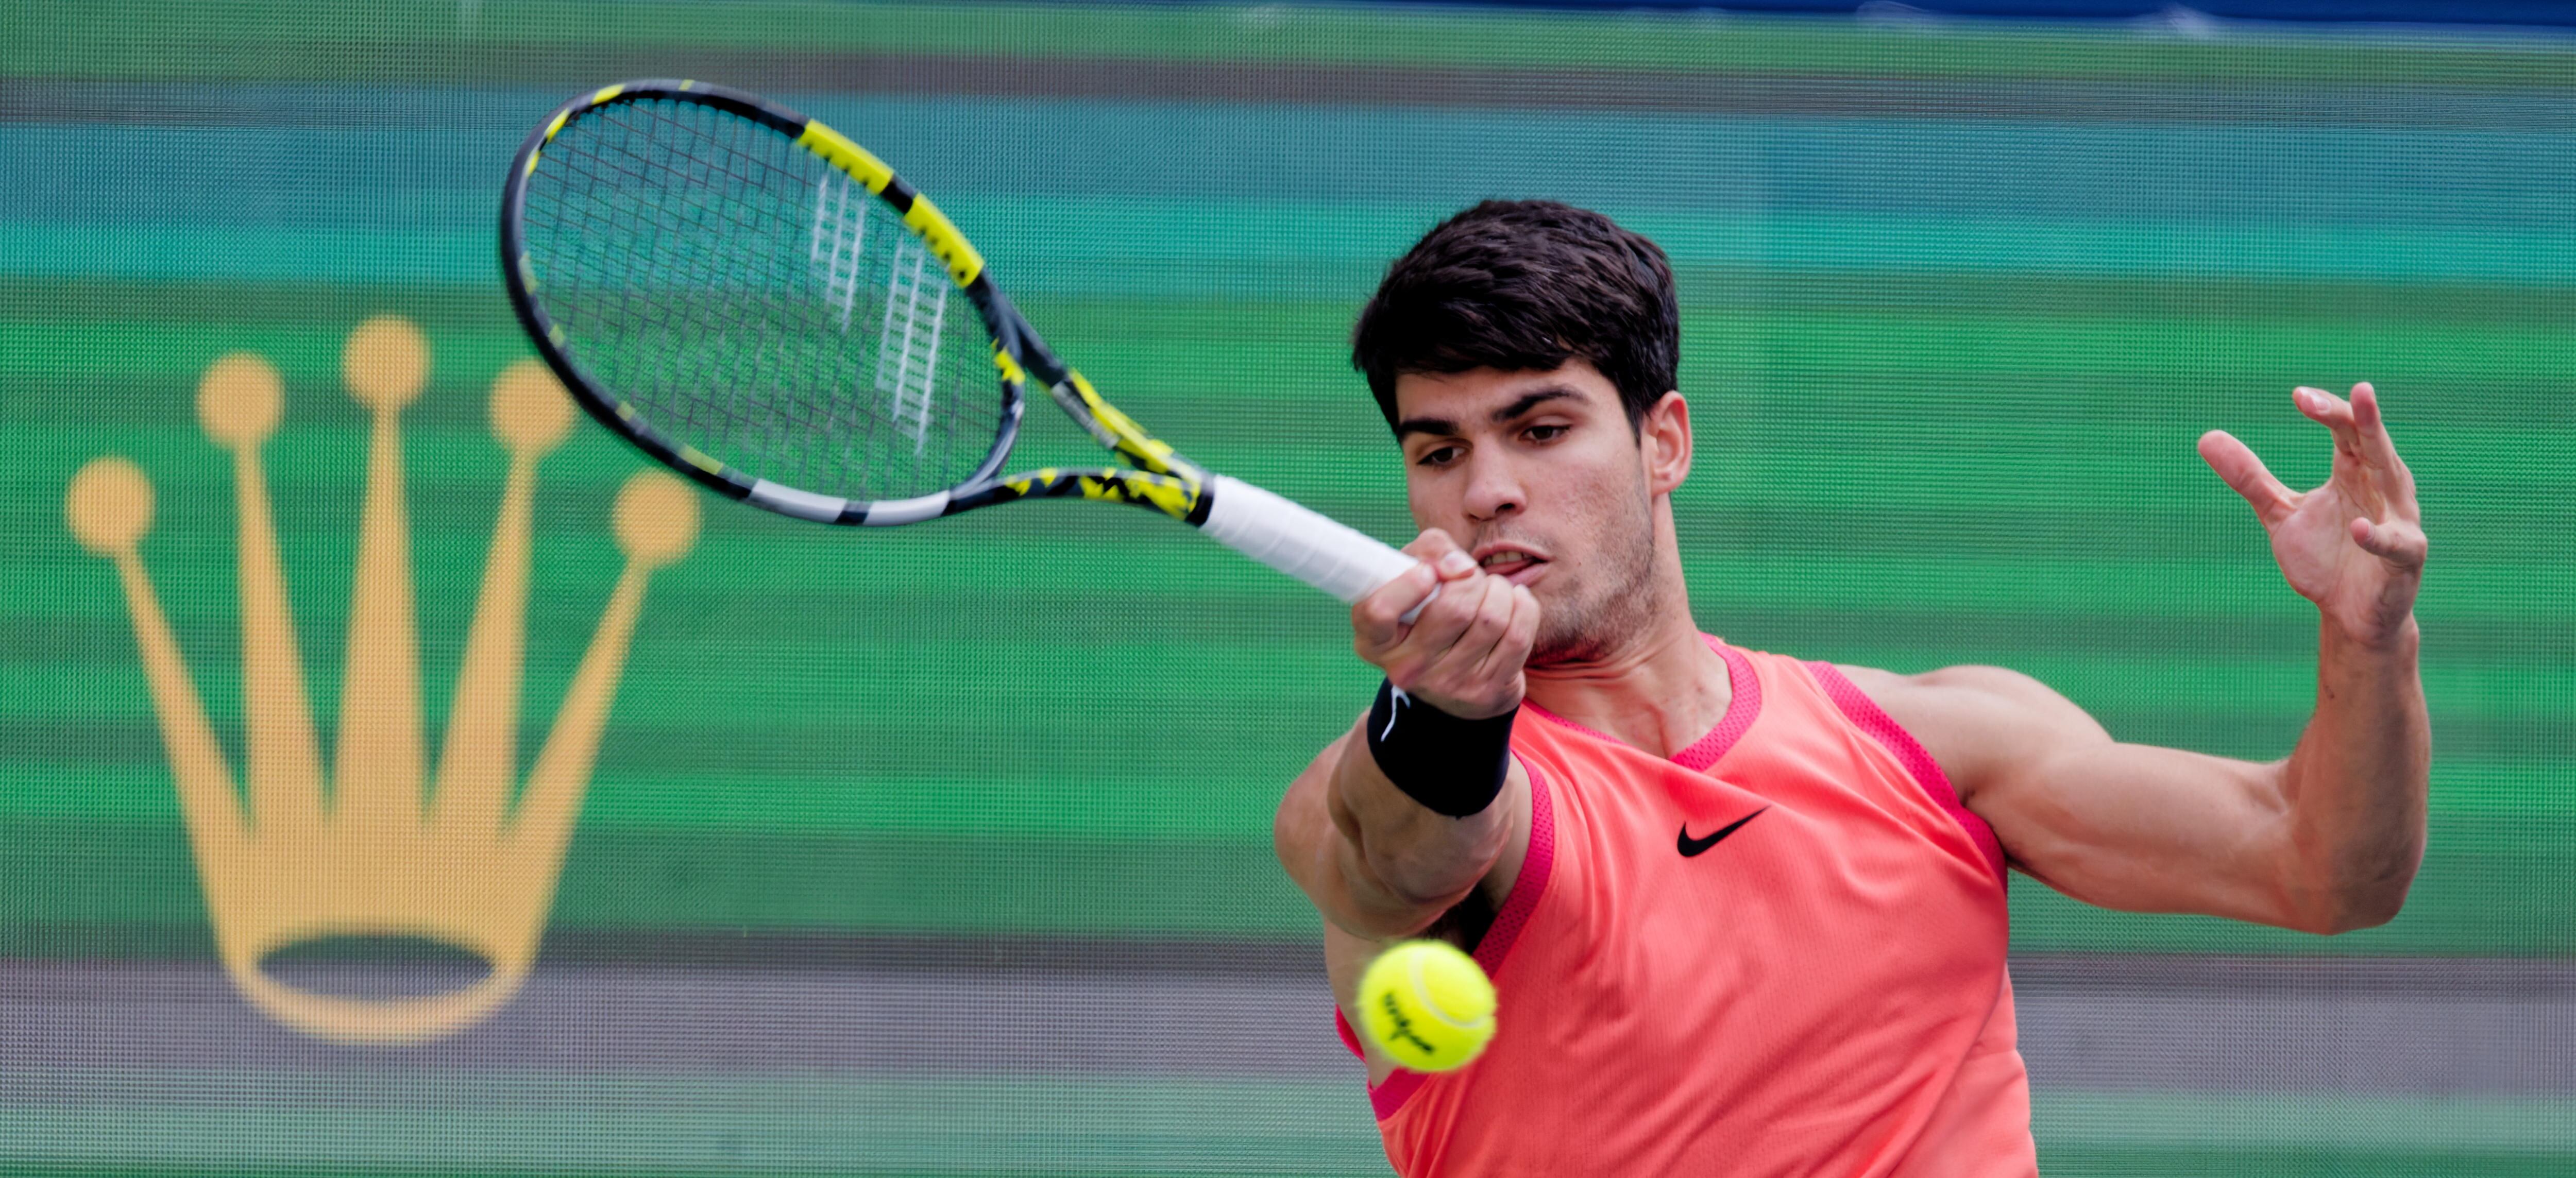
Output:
[1404,528,1479,581]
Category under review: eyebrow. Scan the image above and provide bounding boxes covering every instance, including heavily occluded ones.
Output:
[1493,387,1580,423]
[1393,387,1583,440]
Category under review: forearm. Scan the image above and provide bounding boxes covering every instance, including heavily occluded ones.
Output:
[2276,617,2430,930]
[1294,528,1537,937]
[1326,727,1516,929]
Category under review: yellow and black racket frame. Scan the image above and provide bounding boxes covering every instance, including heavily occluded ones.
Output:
[499,79,1214,527]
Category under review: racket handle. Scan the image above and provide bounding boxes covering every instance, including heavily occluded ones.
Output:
[1200,475,1435,624]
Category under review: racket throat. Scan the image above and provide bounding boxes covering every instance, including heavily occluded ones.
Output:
[1047,380,1121,447]
[1046,376,1204,483]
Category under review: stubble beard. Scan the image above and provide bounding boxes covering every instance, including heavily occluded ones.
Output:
[1527,484,1663,668]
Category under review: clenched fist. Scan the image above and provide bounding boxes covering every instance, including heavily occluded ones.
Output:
[1351,529,1540,720]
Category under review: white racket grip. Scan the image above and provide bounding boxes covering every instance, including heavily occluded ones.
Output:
[1200,475,1435,623]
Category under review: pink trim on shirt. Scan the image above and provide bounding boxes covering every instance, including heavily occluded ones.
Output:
[1670,641,1761,772]
[1473,754,1557,976]
[1804,661,2009,882]
[1523,635,1762,773]
[1364,1029,1432,1119]
[1337,756,1559,1122]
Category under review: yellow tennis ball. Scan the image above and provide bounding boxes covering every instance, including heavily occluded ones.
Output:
[1358,939,1497,1073]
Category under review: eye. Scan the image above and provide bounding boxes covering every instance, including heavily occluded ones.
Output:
[1417,445,1465,467]
[1524,423,1569,444]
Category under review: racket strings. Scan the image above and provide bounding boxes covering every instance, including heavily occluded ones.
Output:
[519,96,1003,503]
[618,101,904,491]
[545,104,857,490]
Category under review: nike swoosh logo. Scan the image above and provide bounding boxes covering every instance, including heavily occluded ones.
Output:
[1677,807,1769,858]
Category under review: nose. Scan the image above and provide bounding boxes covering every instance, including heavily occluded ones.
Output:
[1461,448,1525,523]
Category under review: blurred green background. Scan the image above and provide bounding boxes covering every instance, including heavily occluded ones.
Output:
[3,1,2569,1174]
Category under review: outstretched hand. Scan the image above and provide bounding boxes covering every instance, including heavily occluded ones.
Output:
[2198,382,2428,650]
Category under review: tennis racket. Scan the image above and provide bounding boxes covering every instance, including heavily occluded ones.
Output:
[500,80,1427,614]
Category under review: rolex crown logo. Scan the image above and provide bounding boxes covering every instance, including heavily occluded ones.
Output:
[64,316,698,1045]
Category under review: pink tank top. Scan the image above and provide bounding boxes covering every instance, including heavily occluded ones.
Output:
[1334,638,2036,1176]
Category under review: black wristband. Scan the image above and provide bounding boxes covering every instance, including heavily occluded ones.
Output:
[1363,678,1517,817]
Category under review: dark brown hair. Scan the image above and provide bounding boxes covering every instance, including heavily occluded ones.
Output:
[1351,199,1678,432]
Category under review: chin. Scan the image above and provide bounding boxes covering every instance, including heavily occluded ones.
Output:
[1529,576,1662,667]
[1529,619,1611,668]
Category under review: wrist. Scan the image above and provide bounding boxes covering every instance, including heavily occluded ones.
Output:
[2324,612,2420,660]
[1364,678,1518,818]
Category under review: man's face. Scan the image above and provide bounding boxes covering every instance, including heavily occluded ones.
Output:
[1392,358,1664,665]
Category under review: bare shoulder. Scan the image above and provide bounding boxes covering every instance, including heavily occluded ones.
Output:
[1836,662,2089,716]
[1825,662,2109,798]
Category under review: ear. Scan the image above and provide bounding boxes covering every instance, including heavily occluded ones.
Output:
[1640,390,1692,496]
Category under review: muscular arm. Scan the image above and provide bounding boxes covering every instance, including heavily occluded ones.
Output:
[1275,726,1529,939]
[1273,531,1539,941]
[1871,382,2431,934]
[1860,627,2425,932]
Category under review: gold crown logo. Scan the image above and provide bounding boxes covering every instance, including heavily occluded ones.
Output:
[64,316,698,1045]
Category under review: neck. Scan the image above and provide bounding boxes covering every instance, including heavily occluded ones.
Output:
[1521,505,1731,759]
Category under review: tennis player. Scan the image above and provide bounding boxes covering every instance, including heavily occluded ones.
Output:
[1273,200,2431,1175]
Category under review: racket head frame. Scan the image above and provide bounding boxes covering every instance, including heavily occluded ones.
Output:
[500,79,1210,527]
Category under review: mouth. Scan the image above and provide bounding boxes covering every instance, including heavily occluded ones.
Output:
[1474,545,1550,587]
